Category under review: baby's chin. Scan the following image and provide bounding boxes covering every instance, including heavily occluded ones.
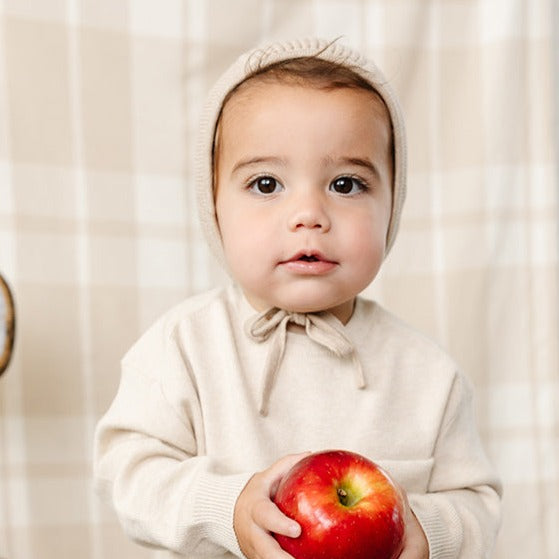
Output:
[241,286,356,323]
[270,299,356,324]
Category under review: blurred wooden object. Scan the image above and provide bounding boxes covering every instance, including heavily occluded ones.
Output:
[0,273,15,376]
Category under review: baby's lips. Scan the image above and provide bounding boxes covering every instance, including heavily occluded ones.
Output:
[284,250,334,264]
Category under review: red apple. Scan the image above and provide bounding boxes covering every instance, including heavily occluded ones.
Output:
[273,450,405,559]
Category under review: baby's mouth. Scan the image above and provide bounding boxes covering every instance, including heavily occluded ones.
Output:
[285,251,329,264]
[279,251,337,274]
[280,251,338,269]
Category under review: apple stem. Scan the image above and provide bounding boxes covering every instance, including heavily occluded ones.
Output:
[337,488,348,506]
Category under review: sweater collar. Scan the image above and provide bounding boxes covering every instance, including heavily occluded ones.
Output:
[245,306,366,416]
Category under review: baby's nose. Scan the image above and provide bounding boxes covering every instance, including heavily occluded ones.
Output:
[287,193,331,232]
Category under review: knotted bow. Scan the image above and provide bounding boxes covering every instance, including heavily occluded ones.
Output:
[245,308,366,416]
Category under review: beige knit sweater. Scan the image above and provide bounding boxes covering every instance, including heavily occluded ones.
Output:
[94,283,501,559]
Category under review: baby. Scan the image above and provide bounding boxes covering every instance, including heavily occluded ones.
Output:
[94,38,502,559]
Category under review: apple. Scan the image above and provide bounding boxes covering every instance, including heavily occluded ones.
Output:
[273,450,405,559]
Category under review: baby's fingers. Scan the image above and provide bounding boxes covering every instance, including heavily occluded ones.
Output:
[266,452,312,499]
[253,497,301,538]
[245,526,296,559]
[234,454,309,559]
[265,452,311,486]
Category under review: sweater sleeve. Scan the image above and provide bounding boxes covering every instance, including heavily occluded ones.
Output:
[93,342,253,557]
[408,372,502,559]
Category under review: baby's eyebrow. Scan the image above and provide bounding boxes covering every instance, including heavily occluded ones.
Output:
[327,156,381,180]
[231,156,287,176]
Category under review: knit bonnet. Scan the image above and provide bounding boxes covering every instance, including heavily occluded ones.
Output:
[194,37,407,268]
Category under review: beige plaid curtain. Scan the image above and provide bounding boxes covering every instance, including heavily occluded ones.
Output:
[0,1,557,558]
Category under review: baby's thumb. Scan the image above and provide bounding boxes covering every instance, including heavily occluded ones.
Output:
[267,452,312,496]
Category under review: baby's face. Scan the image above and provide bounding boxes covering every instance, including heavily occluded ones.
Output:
[215,81,393,323]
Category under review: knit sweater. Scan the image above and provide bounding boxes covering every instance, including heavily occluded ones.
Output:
[94,283,502,559]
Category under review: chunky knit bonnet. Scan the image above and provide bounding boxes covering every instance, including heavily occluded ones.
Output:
[195,37,406,267]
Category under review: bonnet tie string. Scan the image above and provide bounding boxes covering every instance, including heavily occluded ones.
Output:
[245,308,366,416]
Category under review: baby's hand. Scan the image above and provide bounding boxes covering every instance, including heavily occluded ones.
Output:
[234,453,309,559]
[397,488,429,559]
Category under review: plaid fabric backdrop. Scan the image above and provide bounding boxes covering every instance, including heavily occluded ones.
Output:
[0,1,557,558]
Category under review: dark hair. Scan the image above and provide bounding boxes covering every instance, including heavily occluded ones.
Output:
[245,56,378,91]
[221,56,383,114]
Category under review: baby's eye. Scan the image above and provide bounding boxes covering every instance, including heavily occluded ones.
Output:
[249,176,283,195]
[330,176,368,195]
